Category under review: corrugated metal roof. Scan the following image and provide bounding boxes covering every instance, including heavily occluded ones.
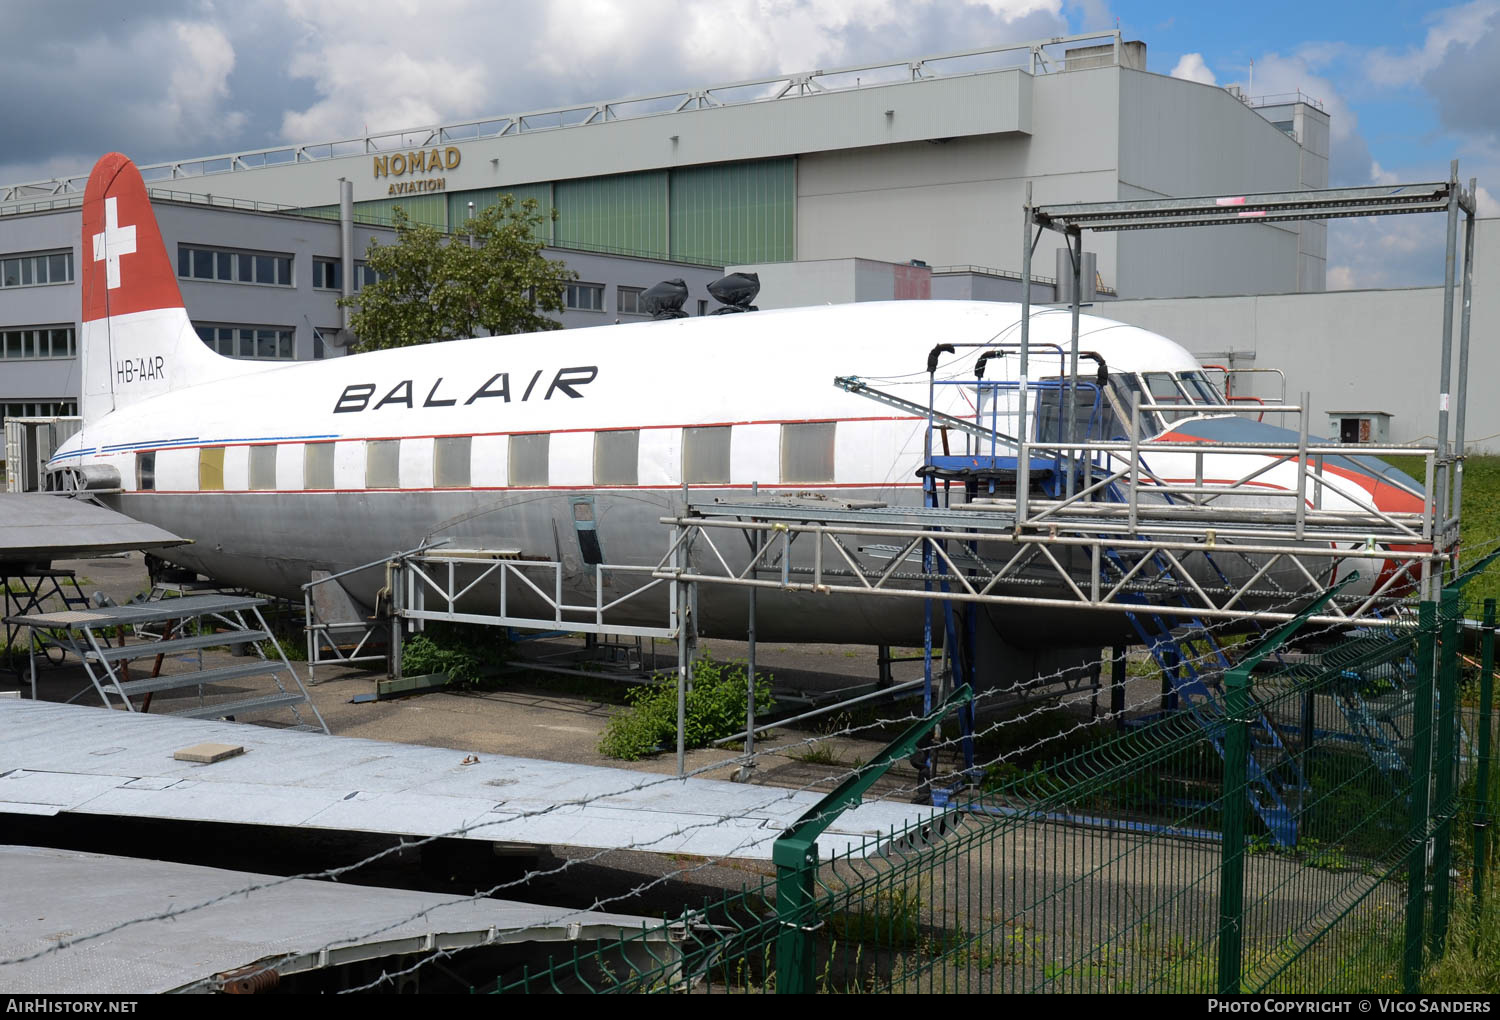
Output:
[0,493,184,564]
[0,700,935,861]
[0,845,669,993]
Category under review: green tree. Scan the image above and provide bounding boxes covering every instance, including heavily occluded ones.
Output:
[339,196,575,350]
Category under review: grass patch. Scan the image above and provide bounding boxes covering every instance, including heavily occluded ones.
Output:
[789,742,842,766]
[1383,453,1500,607]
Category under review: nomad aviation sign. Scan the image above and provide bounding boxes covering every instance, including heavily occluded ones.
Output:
[372,146,461,196]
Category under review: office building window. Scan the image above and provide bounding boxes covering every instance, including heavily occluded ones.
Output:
[195,324,295,360]
[509,433,549,486]
[781,422,837,483]
[565,283,604,311]
[0,326,75,360]
[177,245,292,287]
[434,436,471,488]
[1,400,76,422]
[1,250,72,289]
[354,261,383,291]
[304,442,335,490]
[617,287,645,315]
[697,300,708,317]
[683,426,731,484]
[312,258,342,290]
[594,429,639,485]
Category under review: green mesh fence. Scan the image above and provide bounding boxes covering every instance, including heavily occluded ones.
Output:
[489,592,1494,995]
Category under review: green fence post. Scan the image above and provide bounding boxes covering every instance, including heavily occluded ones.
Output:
[1215,576,1354,996]
[773,836,818,994]
[1218,661,1250,995]
[1432,588,1461,956]
[1475,598,1495,929]
[1405,599,1437,994]
[772,683,973,994]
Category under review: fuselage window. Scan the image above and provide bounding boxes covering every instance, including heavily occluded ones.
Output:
[683,426,731,484]
[780,422,836,483]
[366,440,399,489]
[249,445,276,491]
[594,429,639,486]
[304,442,335,490]
[434,437,471,489]
[136,451,155,491]
[509,433,550,487]
[198,447,225,491]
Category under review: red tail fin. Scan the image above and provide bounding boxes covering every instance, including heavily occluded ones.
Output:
[81,153,186,323]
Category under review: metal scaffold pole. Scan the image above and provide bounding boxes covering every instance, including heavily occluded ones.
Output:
[1018,181,1034,524]
[1453,177,1477,572]
[1435,160,1461,589]
[1064,229,1082,499]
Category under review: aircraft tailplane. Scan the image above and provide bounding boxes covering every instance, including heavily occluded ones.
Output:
[78,152,251,424]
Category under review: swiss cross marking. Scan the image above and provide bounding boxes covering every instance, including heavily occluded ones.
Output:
[92,196,137,290]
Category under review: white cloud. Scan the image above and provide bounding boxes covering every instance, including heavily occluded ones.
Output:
[1366,0,1500,87]
[165,21,247,141]
[533,0,1065,89]
[1169,52,1215,85]
[1369,161,1399,186]
[1327,265,1356,289]
[274,0,1071,142]
[1477,185,1500,217]
[1244,51,1356,147]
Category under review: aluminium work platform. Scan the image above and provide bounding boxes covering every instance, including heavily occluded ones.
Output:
[6,593,327,732]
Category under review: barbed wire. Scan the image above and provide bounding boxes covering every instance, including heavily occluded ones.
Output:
[2,531,1488,991]
[329,603,1400,991]
[0,577,1422,970]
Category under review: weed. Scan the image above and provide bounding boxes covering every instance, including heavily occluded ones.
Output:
[790,742,841,766]
[825,886,923,948]
[597,655,774,760]
[400,622,509,689]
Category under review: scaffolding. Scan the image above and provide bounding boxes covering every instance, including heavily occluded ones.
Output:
[643,172,1476,790]
[1017,168,1478,598]
[357,174,1475,787]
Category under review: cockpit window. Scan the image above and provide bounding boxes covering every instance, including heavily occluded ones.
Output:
[1179,371,1225,405]
[1108,373,1157,435]
[1142,372,1199,423]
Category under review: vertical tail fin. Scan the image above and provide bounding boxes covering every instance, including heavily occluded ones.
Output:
[79,153,240,423]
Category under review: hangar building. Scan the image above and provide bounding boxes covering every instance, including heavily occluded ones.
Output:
[0,30,1338,472]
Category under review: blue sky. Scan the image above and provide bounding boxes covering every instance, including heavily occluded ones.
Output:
[1099,0,1500,287]
[2,0,1494,290]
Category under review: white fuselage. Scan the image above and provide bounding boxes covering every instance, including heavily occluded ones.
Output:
[52,301,1407,646]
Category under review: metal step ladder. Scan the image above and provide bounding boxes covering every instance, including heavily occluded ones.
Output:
[1084,460,1307,845]
[1277,626,1417,776]
[2,567,92,668]
[1123,606,1307,846]
[10,594,327,732]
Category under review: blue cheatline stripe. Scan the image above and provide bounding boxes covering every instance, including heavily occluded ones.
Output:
[99,438,199,452]
[49,433,342,464]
